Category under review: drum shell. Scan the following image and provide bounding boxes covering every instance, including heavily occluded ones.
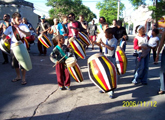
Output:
[78,32,90,46]
[38,34,52,48]
[88,53,117,92]
[115,46,127,75]
[69,37,86,59]
[11,41,32,71]
[65,57,83,82]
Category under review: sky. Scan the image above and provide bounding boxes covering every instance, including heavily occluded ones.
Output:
[25,0,152,23]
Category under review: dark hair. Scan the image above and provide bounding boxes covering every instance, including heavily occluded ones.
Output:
[4,14,10,18]
[55,35,64,41]
[116,20,122,27]
[12,12,21,19]
[152,28,159,35]
[79,15,84,18]
[113,19,117,22]
[99,16,106,22]
[102,22,109,27]
[135,25,140,33]
[68,13,75,19]
[105,28,114,35]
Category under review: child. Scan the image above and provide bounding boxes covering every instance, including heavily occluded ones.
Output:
[93,28,117,98]
[95,22,109,53]
[50,35,71,90]
[148,28,159,64]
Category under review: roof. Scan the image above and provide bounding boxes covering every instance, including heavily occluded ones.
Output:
[0,0,33,8]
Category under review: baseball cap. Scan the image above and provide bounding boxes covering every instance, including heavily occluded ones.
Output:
[41,15,45,19]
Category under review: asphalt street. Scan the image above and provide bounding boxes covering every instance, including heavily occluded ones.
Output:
[0,36,165,120]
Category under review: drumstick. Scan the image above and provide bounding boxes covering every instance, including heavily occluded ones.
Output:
[52,55,67,67]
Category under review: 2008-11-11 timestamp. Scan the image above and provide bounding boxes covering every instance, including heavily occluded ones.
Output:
[122,101,157,107]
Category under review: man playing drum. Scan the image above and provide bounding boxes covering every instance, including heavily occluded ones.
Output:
[1,12,31,85]
[36,15,50,55]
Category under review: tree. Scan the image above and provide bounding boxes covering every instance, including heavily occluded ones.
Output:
[129,0,165,24]
[128,0,146,8]
[96,0,125,25]
[46,0,96,22]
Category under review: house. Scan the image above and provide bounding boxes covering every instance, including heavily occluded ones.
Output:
[0,0,39,29]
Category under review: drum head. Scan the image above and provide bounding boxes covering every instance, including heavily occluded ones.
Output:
[65,57,77,67]
[88,53,104,63]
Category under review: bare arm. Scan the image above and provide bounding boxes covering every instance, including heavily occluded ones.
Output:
[155,31,165,62]
[101,41,114,51]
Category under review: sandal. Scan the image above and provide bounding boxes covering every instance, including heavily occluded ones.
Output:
[158,90,164,94]
[12,78,21,82]
[21,81,27,85]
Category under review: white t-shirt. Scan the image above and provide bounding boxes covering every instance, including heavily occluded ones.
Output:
[96,31,106,51]
[148,36,159,47]
[103,37,117,57]
[4,24,30,48]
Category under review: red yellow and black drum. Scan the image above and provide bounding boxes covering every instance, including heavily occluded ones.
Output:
[115,46,127,75]
[65,57,83,82]
[69,37,86,59]
[78,32,90,46]
[88,53,117,93]
[38,34,52,48]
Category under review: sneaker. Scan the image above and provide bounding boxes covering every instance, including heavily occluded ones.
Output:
[109,95,114,99]
[99,90,104,93]
[59,86,65,90]
[132,80,137,84]
[65,86,71,90]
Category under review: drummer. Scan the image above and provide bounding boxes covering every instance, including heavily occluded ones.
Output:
[1,12,31,85]
[36,15,50,56]
[92,27,118,98]
[50,35,71,90]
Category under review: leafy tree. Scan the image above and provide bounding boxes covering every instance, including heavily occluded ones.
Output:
[96,0,125,25]
[128,0,146,8]
[46,0,96,22]
[129,0,165,23]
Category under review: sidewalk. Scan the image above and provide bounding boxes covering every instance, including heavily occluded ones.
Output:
[0,41,164,120]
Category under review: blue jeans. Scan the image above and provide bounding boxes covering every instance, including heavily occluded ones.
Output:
[132,52,149,84]
[160,48,165,91]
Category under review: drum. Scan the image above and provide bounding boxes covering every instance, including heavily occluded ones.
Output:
[0,39,10,54]
[38,34,52,48]
[23,37,29,49]
[88,53,117,93]
[69,37,86,59]
[65,57,83,82]
[115,46,127,75]
[78,32,90,46]
[11,41,32,71]
[26,35,35,43]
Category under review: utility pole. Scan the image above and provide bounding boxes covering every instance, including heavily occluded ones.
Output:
[117,0,120,20]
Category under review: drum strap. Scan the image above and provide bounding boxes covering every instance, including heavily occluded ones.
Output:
[56,45,68,59]
[12,26,24,43]
[41,22,46,31]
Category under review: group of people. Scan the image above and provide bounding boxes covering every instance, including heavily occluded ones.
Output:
[0,11,165,98]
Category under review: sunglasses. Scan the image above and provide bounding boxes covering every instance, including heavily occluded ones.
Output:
[68,16,72,19]
[4,16,7,17]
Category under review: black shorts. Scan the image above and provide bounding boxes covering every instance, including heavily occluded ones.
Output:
[11,50,24,70]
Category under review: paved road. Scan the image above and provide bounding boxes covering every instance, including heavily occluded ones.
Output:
[0,37,165,120]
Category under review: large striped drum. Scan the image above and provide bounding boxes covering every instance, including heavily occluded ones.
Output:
[65,57,83,82]
[78,32,90,46]
[88,53,117,93]
[38,34,52,48]
[115,46,127,75]
[0,39,10,54]
[69,37,86,59]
